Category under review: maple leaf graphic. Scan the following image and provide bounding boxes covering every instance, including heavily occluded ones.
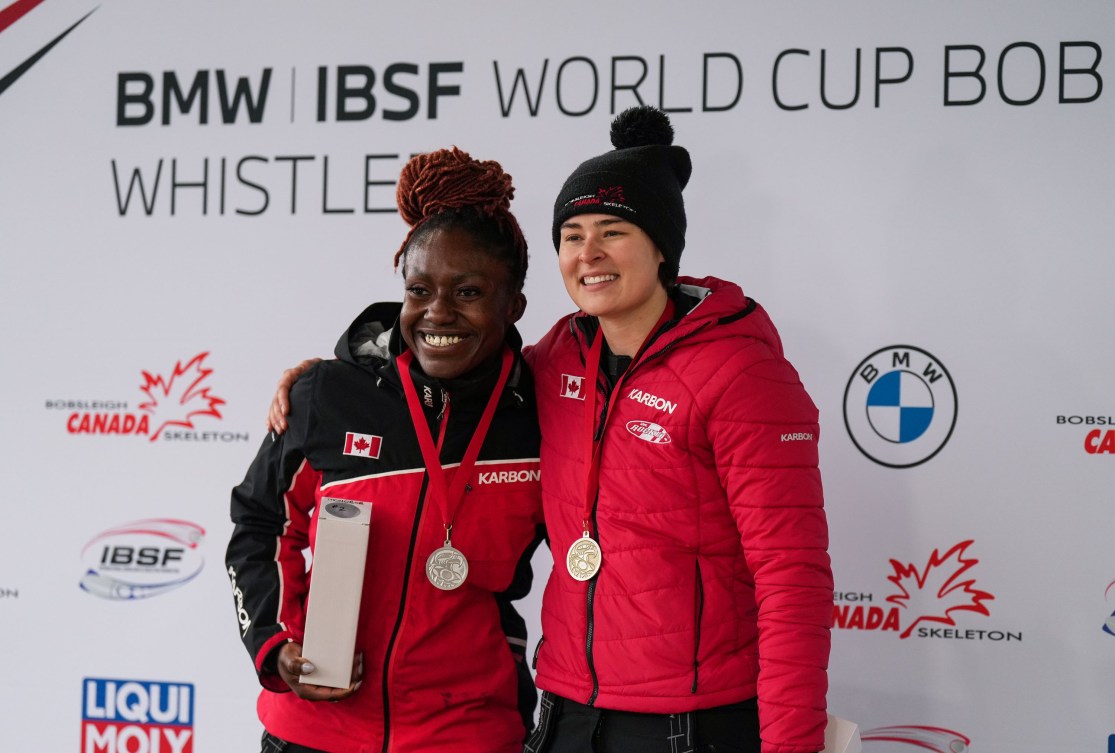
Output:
[353,437,370,453]
[138,352,226,442]
[885,540,994,639]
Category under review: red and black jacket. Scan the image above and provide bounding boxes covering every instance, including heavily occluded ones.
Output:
[227,302,545,753]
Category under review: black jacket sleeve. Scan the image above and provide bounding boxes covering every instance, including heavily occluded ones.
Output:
[225,370,321,691]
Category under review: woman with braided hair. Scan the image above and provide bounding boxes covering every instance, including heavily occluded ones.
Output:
[227,147,546,753]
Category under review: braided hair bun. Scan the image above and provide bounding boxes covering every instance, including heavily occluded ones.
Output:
[393,147,528,282]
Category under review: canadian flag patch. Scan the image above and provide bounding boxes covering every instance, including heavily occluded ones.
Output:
[343,431,382,459]
[560,374,586,400]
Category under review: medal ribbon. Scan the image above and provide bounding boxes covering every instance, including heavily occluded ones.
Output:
[579,301,676,533]
[397,346,514,536]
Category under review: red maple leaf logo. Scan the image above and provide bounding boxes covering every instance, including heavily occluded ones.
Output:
[597,186,625,203]
[138,352,226,442]
[885,540,994,639]
[353,437,370,453]
[562,375,583,399]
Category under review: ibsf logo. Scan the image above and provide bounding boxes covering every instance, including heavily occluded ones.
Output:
[80,519,205,600]
[49,352,247,442]
[834,541,1019,641]
[861,725,970,752]
[82,678,193,753]
[844,346,957,468]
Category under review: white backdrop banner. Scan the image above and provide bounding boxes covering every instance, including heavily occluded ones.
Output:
[1,1,1113,751]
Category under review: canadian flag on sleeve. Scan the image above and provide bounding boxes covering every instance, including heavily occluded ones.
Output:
[343,432,382,458]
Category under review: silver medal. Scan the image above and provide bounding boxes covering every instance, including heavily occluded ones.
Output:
[426,541,469,590]
[565,532,602,581]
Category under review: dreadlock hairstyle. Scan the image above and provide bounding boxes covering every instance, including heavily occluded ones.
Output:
[393,147,529,291]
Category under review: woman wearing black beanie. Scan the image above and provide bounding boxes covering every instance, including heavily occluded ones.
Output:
[525,106,831,753]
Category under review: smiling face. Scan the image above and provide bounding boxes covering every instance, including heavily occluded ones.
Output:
[558,213,667,327]
[399,226,526,381]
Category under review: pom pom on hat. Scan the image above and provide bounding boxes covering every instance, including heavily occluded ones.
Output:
[610,104,675,149]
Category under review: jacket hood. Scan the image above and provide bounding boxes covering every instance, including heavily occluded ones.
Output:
[335,301,402,367]
[669,275,785,357]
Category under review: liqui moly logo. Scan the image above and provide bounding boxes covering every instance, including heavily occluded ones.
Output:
[82,678,194,753]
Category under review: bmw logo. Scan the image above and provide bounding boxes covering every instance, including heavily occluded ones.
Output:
[843,345,957,468]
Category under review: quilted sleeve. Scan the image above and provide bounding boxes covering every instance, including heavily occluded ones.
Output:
[706,347,833,753]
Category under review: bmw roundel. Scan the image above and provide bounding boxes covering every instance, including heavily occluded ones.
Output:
[843,345,957,468]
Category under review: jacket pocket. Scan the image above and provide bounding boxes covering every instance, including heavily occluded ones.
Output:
[532,635,545,670]
[692,558,704,693]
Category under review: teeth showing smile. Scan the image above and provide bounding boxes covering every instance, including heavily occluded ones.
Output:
[423,334,464,347]
[583,274,618,285]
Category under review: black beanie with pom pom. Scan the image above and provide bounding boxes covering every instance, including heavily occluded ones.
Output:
[552,105,692,283]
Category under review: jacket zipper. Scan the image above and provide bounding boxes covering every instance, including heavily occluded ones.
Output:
[576,320,709,706]
[381,392,448,752]
[585,494,602,705]
[584,376,610,705]
[380,472,429,753]
[692,558,704,693]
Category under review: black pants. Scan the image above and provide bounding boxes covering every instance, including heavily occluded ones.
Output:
[524,692,760,753]
[261,730,328,753]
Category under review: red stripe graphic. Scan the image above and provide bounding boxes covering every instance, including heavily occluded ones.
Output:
[0,5,96,98]
[0,0,47,34]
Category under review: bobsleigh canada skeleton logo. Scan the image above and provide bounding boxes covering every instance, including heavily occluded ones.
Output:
[0,0,97,99]
[568,185,634,214]
[80,519,206,601]
[833,540,1017,641]
[49,352,248,442]
[844,345,957,468]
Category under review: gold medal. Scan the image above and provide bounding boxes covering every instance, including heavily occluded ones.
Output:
[426,542,469,590]
[565,531,602,581]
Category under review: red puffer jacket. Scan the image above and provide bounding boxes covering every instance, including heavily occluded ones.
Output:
[526,276,832,753]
